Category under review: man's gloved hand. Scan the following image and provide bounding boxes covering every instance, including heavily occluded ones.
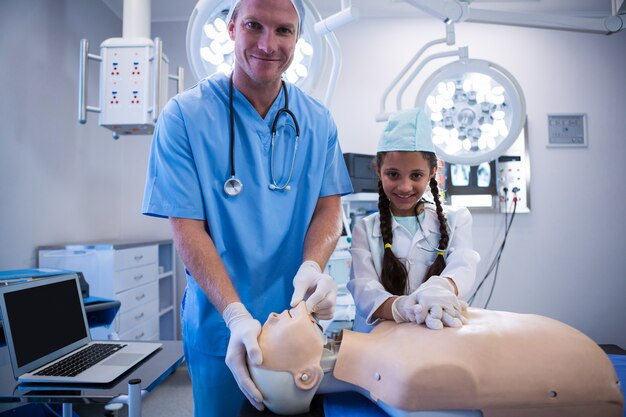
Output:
[415,276,465,330]
[223,302,264,411]
[391,292,427,324]
[290,260,338,320]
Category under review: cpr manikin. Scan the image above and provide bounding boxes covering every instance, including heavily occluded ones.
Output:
[249,302,326,414]
[249,302,623,416]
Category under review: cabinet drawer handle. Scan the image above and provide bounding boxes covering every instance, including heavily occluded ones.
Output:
[134,255,144,261]
[135,293,146,301]
[135,332,145,340]
[133,274,144,281]
[135,312,145,320]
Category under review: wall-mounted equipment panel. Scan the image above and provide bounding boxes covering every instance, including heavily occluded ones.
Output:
[547,114,587,147]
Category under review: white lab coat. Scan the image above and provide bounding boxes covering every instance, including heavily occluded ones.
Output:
[347,203,480,333]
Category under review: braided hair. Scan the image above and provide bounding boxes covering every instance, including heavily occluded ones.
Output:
[376,152,450,295]
[378,178,409,295]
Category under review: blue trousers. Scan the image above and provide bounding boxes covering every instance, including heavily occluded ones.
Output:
[184,344,244,417]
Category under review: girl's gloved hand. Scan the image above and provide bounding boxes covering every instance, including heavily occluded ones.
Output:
[415,276,466,330]
[391,292,427,324]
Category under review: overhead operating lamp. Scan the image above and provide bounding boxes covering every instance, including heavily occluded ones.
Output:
[377,24,525,165]
[78,0,183,139]
[415,58,526,165]
[379,0,624,164]
[186,0,358,105]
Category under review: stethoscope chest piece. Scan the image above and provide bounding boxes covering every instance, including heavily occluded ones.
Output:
[226,74,299,197]
[224,176,243,196]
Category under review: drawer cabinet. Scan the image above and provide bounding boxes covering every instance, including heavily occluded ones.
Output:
[120,316,159,341]
[113,264,156,294]
[117,281,158,315]
[118,299,159,335]
[114,246,158,270]
[38,240,177,341]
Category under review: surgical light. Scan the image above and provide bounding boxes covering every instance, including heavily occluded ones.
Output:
[186,0,326,92]
[415,59,526,165]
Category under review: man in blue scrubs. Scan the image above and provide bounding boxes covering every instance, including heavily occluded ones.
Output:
[142,0,353,415]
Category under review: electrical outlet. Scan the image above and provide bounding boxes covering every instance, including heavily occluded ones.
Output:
[99,39,154,135]
[497,156,530,213]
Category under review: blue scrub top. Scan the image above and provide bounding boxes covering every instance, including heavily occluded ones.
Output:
[142,72,353,355]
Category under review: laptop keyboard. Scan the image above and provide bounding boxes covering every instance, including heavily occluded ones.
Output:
[35,343,126,377]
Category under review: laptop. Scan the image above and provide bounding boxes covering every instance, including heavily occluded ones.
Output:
[0,273,161,384]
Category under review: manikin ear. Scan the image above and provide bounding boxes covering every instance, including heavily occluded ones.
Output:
[294,365,323,390]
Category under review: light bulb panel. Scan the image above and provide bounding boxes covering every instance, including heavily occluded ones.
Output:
[186,0,326,93]
[416,59,526,165]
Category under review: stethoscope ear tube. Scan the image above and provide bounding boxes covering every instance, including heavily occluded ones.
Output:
[225,75,299,196]
[272,108,300,137]
[415,202,446,254]
[224,75,241,196]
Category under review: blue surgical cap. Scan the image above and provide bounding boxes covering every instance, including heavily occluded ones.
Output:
[226,0,305,38]
[377,108,435,153]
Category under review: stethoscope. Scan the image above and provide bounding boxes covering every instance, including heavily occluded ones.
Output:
[416,213,443,253]
[224,75,300,197]
[398,206,446,274]
[399,201,446,254]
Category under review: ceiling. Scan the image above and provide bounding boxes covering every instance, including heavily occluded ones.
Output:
[100,0,619,23]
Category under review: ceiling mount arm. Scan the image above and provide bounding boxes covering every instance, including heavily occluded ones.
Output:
[405,0,624,34]
[314,2,359,106]
[377,24,456,122]
[463,7,623,34]
[395,47,467,114]
[404,0,468,24]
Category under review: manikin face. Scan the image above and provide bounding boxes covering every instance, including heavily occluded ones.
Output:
[228,0,298,88]
[379,151,436,217]
[249,302,326,414]
[255,302,325,390]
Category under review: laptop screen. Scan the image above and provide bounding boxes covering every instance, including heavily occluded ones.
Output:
[1,275,89,370]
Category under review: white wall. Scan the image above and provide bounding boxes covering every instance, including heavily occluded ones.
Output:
[1,2,625,346]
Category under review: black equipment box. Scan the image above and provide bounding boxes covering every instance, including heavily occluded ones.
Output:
[343,153,378,193]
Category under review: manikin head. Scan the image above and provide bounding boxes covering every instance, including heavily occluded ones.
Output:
[248,302,326,415]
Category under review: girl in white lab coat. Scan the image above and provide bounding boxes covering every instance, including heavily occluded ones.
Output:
[348,108,480,333]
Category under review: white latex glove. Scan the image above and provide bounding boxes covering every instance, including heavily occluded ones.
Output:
[290,260,338,320]
[415,276,464,330]
[223,302,264,411]
[391,292,427,324]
